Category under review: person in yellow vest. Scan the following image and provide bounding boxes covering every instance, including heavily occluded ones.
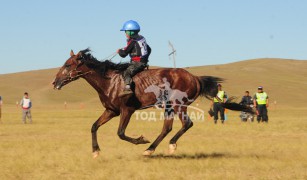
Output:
[253,86,269,123]
[211,84,228,124]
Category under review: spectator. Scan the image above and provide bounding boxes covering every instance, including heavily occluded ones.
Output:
[253,86,269,123]
[239,91,254,122]
[0,96,2,122]
[20,92,32,124]
[211,84,227,124]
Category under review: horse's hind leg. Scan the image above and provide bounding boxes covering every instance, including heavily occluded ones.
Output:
[143,104,174,156]
[169,106,193,154]
[117,108,151,145]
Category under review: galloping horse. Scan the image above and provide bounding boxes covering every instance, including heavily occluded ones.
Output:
[52,49,253,158]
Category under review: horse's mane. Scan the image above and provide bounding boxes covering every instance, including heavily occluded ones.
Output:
[79,48,130,76]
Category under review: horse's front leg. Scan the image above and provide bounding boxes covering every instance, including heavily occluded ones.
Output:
[92,109,118,158]
[117,108,150,145]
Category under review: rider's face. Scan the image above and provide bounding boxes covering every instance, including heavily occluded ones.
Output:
[126,33,130,39]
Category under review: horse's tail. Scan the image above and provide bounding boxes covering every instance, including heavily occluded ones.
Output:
[197,76,254,114]
[221,97,255,114]
[197,76,223,99]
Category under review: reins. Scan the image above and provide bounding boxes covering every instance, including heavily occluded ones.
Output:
[101,52,118,61]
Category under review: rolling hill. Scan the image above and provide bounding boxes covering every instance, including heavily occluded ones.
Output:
[0,58,306,108]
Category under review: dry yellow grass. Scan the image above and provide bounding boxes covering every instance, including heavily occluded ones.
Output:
[0,105,306,179]
[0,59,307,179]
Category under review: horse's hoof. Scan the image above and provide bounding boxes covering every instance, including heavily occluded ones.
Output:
[169,144,177,154]
[143,149,155,156]
[93,151,99,159]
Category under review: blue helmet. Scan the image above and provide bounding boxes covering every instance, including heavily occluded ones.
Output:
[120,20,140,31]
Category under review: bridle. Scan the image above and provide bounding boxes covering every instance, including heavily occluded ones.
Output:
[64,57,92,82]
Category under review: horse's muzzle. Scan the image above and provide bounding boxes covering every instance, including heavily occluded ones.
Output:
[53,76,78,90]
[52,78,65,90]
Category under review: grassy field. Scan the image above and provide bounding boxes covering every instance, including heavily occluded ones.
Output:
[0,104,306,179]
[0,59,307,179]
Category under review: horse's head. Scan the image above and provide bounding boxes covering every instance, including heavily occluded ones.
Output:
[52,49,90,90]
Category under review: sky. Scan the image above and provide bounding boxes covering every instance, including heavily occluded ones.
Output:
[0,0,306,74]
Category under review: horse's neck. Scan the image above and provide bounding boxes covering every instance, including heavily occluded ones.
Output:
[82,71,109,94]
[82,70,120,97]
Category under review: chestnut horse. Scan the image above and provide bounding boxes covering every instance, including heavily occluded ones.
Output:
[52,49,253,158]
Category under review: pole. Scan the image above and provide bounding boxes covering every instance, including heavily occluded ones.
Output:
[168,41,176,68]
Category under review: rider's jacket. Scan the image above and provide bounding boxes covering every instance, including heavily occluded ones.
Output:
[118,35,151,64]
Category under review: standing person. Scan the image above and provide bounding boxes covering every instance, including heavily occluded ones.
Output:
[0,96,2,122]
[117,20,151,97]
[253,86,269,123]
[239,91,254,122]
[211,84,228,124]
[20,92,32,124]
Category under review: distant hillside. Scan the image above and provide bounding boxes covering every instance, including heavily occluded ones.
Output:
[0,58,306,108]
[188,58,307,107]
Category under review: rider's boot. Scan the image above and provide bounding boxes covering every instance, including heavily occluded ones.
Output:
[119,84,133,97]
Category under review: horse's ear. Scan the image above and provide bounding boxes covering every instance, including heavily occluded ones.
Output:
[70,50,75,57]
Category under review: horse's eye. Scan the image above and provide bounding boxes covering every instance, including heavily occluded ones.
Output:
[65,64,71,68]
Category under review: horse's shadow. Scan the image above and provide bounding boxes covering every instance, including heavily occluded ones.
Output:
[145,152,236,160]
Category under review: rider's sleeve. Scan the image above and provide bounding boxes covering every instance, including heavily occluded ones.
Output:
[118,40,136,58]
